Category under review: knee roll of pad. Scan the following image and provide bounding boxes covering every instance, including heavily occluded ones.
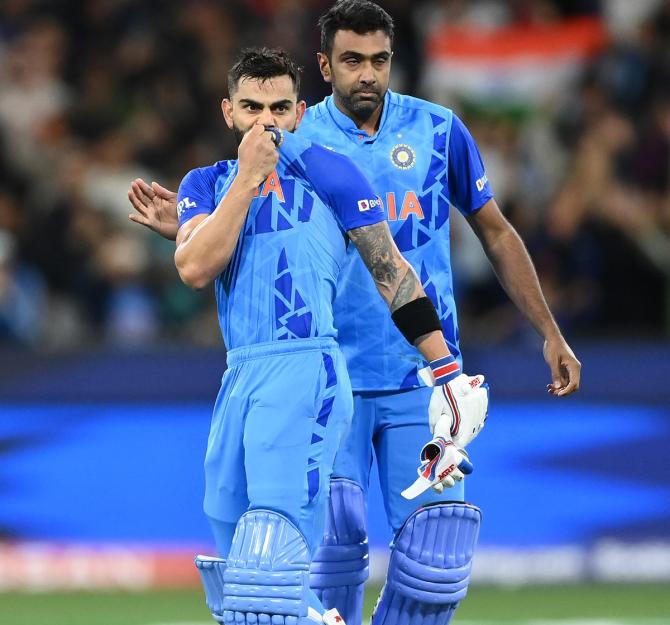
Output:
[223,510,311,625]
[195,555,227,623]
[372,503,481,625]
[310,478,369,624]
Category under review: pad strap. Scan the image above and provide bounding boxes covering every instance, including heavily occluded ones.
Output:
[195,554,226,623]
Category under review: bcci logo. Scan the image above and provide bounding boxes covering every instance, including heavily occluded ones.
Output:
[390,144,416,170]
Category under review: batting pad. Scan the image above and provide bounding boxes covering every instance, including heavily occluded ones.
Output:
[223,509,311,625]
[371,502,481,625]
[311,478,369,625]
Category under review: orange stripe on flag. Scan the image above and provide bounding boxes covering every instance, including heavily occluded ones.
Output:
[428,17,608,61]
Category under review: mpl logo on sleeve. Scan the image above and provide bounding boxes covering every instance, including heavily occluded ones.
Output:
[357,197,382,212]
[177,197,196,218]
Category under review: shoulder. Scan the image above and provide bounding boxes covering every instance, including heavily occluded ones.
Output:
[302,99,330,125]
[180,160,234,187]
[386,90,454,125]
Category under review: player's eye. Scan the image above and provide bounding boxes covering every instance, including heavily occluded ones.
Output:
[344,58,359,66]
[273,105,288,113]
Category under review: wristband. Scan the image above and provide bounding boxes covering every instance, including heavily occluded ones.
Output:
[430,354,460,385]
[391,296,442,345]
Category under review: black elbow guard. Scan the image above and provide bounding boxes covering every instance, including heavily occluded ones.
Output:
[391,297,442,344]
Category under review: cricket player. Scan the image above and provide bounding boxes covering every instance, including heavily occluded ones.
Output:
[128,4,581,623]
[160,47,488,625]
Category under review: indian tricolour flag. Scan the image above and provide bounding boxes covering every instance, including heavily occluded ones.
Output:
[422,17,608,107]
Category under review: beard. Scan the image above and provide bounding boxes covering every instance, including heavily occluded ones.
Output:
[335,85,384,122]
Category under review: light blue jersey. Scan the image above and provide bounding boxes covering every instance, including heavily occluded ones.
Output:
[298,90,494,391]
[176,131,385,351]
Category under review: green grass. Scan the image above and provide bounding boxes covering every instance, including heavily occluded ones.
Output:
[1,584,669,625]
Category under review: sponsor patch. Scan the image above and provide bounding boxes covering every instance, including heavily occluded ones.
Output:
[357,197,382,212]
[476,174,488,192]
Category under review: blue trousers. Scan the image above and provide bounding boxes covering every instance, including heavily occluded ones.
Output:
[333,386,465,533]
[203,337,353,556]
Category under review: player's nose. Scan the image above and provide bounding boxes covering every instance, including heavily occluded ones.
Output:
[258,108,275,127]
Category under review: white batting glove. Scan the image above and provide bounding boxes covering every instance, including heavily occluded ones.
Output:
[420,355,489,449]
[401,436,474,499]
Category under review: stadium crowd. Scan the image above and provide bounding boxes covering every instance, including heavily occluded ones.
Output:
[0,0,668,349]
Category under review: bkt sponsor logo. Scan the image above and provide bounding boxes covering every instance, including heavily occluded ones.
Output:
[357,197,383,212]
[476,174,488,192]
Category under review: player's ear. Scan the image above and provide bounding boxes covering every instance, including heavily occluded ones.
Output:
[221,99,234,129]
[317,52,332,83]
[294,100,307,128]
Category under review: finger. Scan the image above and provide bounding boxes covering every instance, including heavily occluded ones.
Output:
[128,190,148,217]
[129,213,150,227]
[131,181,153,208]
[152,181,176,199]
[548,357,562,391]
[556,364,580,396]
[432,482,444,494]
[442,475,456,489]
[134,178,155,199]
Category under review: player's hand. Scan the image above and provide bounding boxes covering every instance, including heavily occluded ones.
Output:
[237,122,279,188]
[543,334,581,397]
[429,373,489,449]
[128,178,179,241]
[401,436,474,499]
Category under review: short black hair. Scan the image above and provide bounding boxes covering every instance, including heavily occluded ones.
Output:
[227,47,302,96]
[318,0,394,57]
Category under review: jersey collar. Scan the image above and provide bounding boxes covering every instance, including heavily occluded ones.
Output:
[325,89,393,144]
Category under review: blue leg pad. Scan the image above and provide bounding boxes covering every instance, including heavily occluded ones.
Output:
[371,503,481,625]
[310,478,369,625]
[223,510,311,625]
[195,555,227,623]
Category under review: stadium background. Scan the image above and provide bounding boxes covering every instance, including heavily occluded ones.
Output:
[0,0,669,624]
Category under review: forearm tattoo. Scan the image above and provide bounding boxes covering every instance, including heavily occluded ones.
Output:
[348,222,424,311]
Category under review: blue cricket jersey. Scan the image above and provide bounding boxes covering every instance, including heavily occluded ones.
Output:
[176,131,385,350]
[298,90,494,391]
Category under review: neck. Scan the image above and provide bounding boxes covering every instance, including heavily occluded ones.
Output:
[333,92,384,137]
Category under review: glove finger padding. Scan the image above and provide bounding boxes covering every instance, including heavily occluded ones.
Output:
[401,436,473,500]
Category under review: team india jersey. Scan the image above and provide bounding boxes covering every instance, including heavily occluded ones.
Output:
[298,90,494,391]
[176,131,385,351]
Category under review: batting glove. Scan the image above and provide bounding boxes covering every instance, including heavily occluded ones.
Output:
[422,355,489,449]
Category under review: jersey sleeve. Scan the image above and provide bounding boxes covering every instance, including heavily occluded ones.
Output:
[177,167,218,229]
[447,115,494,216]
[300,143,386,231]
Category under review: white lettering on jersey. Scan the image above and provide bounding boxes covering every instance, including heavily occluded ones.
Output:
[476,174,488,192]
[177,197,197,218]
